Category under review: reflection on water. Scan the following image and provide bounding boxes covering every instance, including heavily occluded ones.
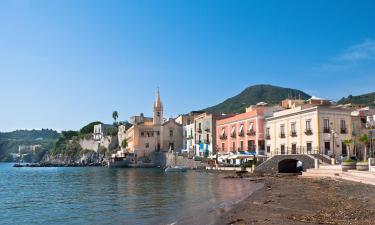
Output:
[0,163,261,225]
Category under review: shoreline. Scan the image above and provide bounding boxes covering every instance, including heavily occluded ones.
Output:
[217,175,375,225]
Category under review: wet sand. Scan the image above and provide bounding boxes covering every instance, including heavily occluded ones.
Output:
[218,175,375,225]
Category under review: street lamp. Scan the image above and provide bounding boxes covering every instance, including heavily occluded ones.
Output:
[330,128,337,160]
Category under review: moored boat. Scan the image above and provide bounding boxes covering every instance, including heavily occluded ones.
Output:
[165,166,187,173]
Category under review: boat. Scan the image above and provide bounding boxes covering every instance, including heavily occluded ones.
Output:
[165,166,187,173]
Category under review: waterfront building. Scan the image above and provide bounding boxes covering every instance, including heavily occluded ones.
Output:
[176,111,204,157]
[194,113,233,157]
[216,104,281,156]
[265,102,352,159]
[93,124,115,141]
[351,107,375,160]
[113,89,183,159]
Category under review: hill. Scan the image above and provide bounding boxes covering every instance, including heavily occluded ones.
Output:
[203,84,311,114]
[0,129,60,162]
[337,92,375,107]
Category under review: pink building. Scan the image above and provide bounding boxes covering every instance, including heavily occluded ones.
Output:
[216,107,267,155]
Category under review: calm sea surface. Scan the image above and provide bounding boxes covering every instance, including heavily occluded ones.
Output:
[0,163,261,225]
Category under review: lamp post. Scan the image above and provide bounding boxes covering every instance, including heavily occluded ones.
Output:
[330,129,337,161]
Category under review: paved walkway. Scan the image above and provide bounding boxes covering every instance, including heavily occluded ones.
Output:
[302,165,375,186]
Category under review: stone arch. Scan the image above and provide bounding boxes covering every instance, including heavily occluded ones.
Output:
[278,159,300,173]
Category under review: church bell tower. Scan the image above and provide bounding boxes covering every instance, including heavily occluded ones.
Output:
[153,88,163,125]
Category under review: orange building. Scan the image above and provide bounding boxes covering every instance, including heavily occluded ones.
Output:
[216,106,275,155]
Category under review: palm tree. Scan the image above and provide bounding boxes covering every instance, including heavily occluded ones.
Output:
[112,111,119,124]
[343,139,353,158]
[360,134,369,160]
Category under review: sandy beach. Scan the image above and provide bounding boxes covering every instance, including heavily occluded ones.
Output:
[218,175,375,225]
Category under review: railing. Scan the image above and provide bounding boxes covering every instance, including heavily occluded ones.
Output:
[323,128,330,133]
[238,131,245,137]
[270,147,320,156]
[220,135,227,140]
[230,133,236,138]
[340,128,347,134]
[204,128,210,133]
[204,139,210,144]
[290,132,297,137]
[279,133,286,138]
[266,135,270,140]
[247,130,256,136]
[197,128,202,133]
[304,129,313,135]
[370,158,375,172]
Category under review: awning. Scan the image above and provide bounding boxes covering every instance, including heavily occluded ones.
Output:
[231,126,236,135]
[239,124,244,134]
[249,123,254,131]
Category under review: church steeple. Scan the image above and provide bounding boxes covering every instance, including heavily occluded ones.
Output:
[153,88,163,125]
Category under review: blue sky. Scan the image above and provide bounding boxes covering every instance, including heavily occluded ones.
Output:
[1,0,375,132]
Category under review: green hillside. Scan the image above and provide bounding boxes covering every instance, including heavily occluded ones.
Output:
[0,129,59,162]
[337,92,375,107]
[203,84,311,114]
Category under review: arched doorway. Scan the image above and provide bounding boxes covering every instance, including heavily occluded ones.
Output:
[278,159,301,173]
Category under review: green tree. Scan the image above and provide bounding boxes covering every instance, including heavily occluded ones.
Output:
[121,139,128,149]
[343,139,353,157]
[80,121,102,134]
[104,127,118,137]
[360,134,369,160]
[112,111,119,123]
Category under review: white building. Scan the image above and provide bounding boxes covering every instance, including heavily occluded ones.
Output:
[265,105,352,160]
[93,124,115,141]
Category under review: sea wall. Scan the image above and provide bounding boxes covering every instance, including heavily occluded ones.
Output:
[151,152,206,169]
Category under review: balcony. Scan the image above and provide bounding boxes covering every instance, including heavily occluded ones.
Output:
[204,128,210,133]
[238,131,245,137]
[247,130,256,136]
[340,128,347,134]
[204,139,210,144]
[186,135,193,140]
[279,133,286,139]
[219,135,227,140]
[230,133,236,138]
[197,128,202,133]
[266,135,271,140]
[304,129,313,136]
[323,128,330,133]
[290,131,297,137]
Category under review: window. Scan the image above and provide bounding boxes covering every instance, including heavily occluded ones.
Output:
[307,142,312,152]
[157,131,160,136]
[206,134,209,143]
[306,120,311,130]
[145,143,149,148]
[340,120,347,133]
[324,119,330,130]
[291,143,297,154]
[280,144,285,154]
[157,112,160,117]
[266,146,271,153]
[141,132,144,137]
[199,135,202,143]
[232,142,236,151]
[240,141,244,151]
[266,128,270,136]
[239,124,244,136]
[291,122,296,133]
[280,124,285,138]
[222,143,225,151]
[280,124,285,134]
[231,126,236,136]
[169,130,173,137]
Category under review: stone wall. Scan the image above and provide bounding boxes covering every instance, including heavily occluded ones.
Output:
[254,154,316,174]
[151,152,206,169]
[79,138,100,152]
